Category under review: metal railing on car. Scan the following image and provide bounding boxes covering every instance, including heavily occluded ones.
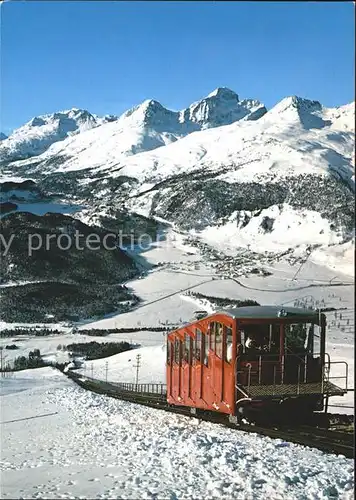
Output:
[236,352,348,396]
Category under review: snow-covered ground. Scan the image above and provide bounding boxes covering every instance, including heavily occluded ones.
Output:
[310,240,355,278]
[0,321,73,333]
[79,344,167,384]
[0,330,165,366]
[0,175,34,183]
[0,368,354,500]
[194,207,355,264]
[0,232,353,499]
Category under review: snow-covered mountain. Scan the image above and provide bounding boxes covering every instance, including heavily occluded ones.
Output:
[183,87,266,128]
[2,88,266,171]
[0,108,119,163]
[0,133,8,141]
[2,89,355,268]
[115,97,354,252]
[114,96,354,184]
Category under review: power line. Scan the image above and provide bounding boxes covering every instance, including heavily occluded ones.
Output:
[292,249,312,281]
[229,278,353,294]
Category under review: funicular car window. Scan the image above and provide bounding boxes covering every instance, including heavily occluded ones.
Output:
[285,323,312,354]
[311,324,320,354]
[215,323,223,358]
[189,336,193,364]
[225,326,233,362]
[167,341,172,365]
[174,339,180,364]
[265,324,280,353]
[209,322,216,351]
[243,323,281,354]
[184,332,190,362]
[195,328,202,360]
[203,333,208,366]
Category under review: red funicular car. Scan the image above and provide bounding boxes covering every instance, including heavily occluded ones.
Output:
[166,306,348,421]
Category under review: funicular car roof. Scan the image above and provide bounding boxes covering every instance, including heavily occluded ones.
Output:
[216,305,320,321]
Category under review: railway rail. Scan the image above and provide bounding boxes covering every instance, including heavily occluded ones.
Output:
[66,370,354,459]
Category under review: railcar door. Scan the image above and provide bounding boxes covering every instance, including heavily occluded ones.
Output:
[208,319,234,412]
[223,324,234,409]
[235,328,247,386]
[213,322,224,406]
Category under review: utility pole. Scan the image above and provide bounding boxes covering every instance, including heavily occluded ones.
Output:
[105,361,109,383]
[0,350,7,377]
[91,363,94,379]
[133,354,141,385]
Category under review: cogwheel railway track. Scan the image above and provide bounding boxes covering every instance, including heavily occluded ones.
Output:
[66,371,354,459]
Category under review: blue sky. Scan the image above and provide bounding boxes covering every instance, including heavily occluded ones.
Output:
[1,1,355,134]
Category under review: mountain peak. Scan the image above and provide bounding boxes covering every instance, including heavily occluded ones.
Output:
[187,87,266,128]
[120,99,180,133]
[0,108,100,162]
[206,87,239,101]
[122,99,167,120]
[273,96,322,115]
[29,116,46,127]
[141,99,163,109]
[25,108,95,129]
[140,99,167,116]
[266,96,327,130]
[120,88,265,131]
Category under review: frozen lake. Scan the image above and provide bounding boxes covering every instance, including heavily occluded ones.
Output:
[0,201,84,218]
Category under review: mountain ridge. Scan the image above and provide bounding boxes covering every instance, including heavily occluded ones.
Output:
[0,108,106,162]
[1,89,354,268]
[1,87,266,164]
